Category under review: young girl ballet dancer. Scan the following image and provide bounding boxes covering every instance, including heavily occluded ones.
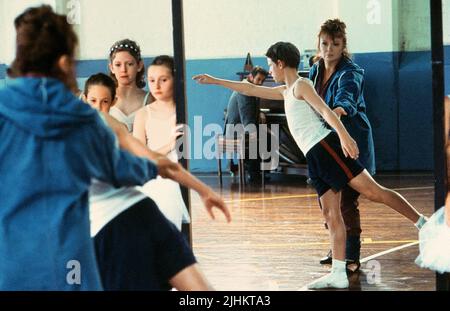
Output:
[108,39,154,132]
[133,55,189,229]
[193,42,427,289]
[83,73,231,290]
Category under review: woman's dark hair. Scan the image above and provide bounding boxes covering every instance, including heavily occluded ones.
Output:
[8,5,78,86]
[314,18,351,63]
[150,55,174,76]
[84,73,116,100]
[109,39,145,88]
[265,42,301,69]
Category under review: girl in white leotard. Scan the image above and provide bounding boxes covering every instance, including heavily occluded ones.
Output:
[134,56,189,230]
[108,39,154,132]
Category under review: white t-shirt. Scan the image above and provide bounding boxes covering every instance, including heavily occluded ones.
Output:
[89,181,146,237]
[283,78,331,154]
[88,112,147,237]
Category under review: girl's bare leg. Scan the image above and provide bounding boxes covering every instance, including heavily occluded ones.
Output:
[170,264,214,291]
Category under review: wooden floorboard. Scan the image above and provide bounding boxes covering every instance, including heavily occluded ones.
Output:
[190,172,436,291]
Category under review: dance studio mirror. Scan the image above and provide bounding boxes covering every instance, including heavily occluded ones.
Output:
[183,0,446,291]
[0,0,448,292]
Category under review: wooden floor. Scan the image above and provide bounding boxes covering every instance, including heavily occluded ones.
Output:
[189,172,436,291]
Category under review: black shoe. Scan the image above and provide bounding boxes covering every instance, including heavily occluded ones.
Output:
[319,250,332,265]
[247,172,262,184]
[319,250,361,272]
[247,171,271,184]
[229,163,238,177]
[346,236,361,263]
[346,259,361,273]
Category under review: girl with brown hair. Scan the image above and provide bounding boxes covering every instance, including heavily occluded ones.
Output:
[108,39,154,132]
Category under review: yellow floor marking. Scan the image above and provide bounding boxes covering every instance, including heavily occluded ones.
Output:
[223,193,318,204]
[194,186,433,206]
[194,239,418,249]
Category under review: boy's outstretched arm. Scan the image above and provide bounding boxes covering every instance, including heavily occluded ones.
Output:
[193,73,285,100]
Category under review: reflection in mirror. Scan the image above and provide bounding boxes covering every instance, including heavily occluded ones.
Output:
[1,0,449,293]
[184,0,440,291]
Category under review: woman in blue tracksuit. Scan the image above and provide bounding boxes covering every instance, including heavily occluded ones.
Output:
[0,6,180,290]
[309,19,376,270]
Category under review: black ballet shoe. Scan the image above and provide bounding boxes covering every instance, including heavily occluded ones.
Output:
[319,250,333,265]
[229,163,238,177]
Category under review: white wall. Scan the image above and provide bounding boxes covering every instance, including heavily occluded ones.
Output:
[0,1,5,64]
[184,0,395,59]
[75,0,173,60]
[184,0,333,59]
[1,0,448,66]
[444,0,450,45]
[332,0,395,53]
[393,0,431,51]
[72,0,394,61]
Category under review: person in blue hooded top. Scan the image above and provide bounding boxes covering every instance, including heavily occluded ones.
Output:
[309,19,376,272]
[0,5,195,291]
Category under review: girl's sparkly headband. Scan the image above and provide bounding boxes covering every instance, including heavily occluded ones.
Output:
[110,43,141,58]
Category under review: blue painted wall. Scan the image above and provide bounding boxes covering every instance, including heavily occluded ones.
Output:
[397,51,433,170]
[1,48,450,172]
[354,52,400,171]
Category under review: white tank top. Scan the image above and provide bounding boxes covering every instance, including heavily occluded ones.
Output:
[109,107,137,133]
[284,78,331,154]
[109,93,151,133]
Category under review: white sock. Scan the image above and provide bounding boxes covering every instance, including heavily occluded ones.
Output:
[307,259,349,290]
[415,214,428,230]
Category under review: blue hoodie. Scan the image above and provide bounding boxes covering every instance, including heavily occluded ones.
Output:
[309,58,376,175]
[0,77,158,290]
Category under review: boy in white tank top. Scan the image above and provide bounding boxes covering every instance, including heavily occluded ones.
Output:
[193,42,427,290]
